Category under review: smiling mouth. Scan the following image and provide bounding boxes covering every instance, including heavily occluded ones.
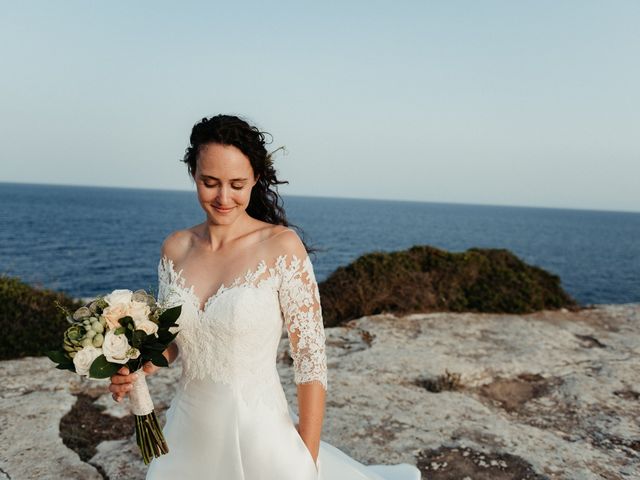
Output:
[214,206,234,213]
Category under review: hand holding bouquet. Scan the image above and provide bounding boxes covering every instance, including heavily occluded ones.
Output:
[47,288,182,464]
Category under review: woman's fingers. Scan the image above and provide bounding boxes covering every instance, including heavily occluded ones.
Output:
[143,361,159,374]
[109,363,158,403]
[110,371,138,385]
[108,381,133,395]
[108,369,139,403]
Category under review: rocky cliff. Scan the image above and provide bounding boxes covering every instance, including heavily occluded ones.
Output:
[1,303,638,479]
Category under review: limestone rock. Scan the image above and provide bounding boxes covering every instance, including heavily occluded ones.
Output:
[0,361,102,479]
[1,303,638,479]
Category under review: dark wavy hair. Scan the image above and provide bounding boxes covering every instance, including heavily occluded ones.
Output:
[181,114,318,255]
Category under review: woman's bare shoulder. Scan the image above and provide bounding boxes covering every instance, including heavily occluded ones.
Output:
[160,229,195,262]
[268,224,294,239]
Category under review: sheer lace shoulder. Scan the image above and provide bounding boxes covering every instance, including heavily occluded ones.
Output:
[277,253,328,392]
[156,255,187,308]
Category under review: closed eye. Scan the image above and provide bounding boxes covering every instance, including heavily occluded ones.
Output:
[204,183,244,190]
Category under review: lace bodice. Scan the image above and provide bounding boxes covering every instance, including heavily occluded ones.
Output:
[156,252,328,396]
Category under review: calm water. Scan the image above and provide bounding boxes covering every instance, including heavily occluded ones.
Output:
[1,182,638,306]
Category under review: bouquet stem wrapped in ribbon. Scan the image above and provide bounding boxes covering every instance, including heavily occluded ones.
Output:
[131,370,169,462]
[47,288,182,464]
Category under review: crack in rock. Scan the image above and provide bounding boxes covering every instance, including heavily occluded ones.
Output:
[59,392,134,479]
[0,466,12,480]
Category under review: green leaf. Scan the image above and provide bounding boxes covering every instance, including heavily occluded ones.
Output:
[118,316,134,330]
[132,329,147,348]
[145,342,167,352]
[130,357,143,372]
[114,327,125,335]
[46,349,70,364]
[158,305,181,327]
[157,330,178,344]
[150,352,168,368]
[88,354,120,379]
[138,352,151,363]
[56,363,76,372]
[142,334,158,346]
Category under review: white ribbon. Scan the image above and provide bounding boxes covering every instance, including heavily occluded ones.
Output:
[129,370,154,416]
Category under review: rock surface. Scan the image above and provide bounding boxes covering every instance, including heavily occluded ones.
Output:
[1,303,638,479]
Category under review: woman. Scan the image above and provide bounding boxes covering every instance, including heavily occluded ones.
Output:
[109,114,421,480]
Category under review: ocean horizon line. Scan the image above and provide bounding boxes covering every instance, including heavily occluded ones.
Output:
[2,180,639,216]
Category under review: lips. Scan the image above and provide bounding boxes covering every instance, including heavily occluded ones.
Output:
[214,206,234,213]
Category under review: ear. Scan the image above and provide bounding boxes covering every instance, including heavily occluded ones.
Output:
[254,173,260,185]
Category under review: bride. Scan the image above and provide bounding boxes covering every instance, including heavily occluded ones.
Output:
[109,114,421,480]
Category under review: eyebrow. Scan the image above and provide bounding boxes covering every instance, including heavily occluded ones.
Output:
[199,175,249,181]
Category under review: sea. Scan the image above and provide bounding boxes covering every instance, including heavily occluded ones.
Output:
[1,181,638,306]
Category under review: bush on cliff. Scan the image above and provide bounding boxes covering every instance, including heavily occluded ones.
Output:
[318,245,580,327]
[0,275,84,360]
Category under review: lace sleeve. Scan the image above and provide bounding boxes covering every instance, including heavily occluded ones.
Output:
[278,254,328,392]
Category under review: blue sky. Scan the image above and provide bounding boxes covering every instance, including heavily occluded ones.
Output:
[1,1,638,212]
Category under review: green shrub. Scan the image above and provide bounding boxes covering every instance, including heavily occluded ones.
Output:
[318,245,580,327]
[0,275,84,360]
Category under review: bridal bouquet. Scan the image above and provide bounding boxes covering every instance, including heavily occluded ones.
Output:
[46,288,182,464]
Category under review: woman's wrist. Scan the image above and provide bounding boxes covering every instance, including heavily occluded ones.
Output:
[163,342,178,365]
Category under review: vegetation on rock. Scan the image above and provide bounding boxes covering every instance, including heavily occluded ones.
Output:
[0,275,84,360]
[318,245,580,327]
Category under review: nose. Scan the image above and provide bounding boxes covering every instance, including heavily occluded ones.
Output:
[216,185,231,204]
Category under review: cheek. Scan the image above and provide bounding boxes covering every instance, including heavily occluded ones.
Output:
[196,186,214,203]
[240,189,254,204]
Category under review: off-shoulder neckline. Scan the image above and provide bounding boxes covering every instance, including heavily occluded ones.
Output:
[158,253,310,314]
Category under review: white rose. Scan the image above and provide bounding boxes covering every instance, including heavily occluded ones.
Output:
[104,289,133,307]
[102,330,131,364]
[127,347,141,360]
[128,301,151,324]
[72,345,102,377]
[135,318,158,336]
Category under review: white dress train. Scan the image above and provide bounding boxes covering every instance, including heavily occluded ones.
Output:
[146,247,421,480]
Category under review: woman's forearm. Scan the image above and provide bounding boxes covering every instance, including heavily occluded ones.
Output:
[297,381,326,463]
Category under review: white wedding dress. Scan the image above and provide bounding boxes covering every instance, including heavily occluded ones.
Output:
[146,246,421,480]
